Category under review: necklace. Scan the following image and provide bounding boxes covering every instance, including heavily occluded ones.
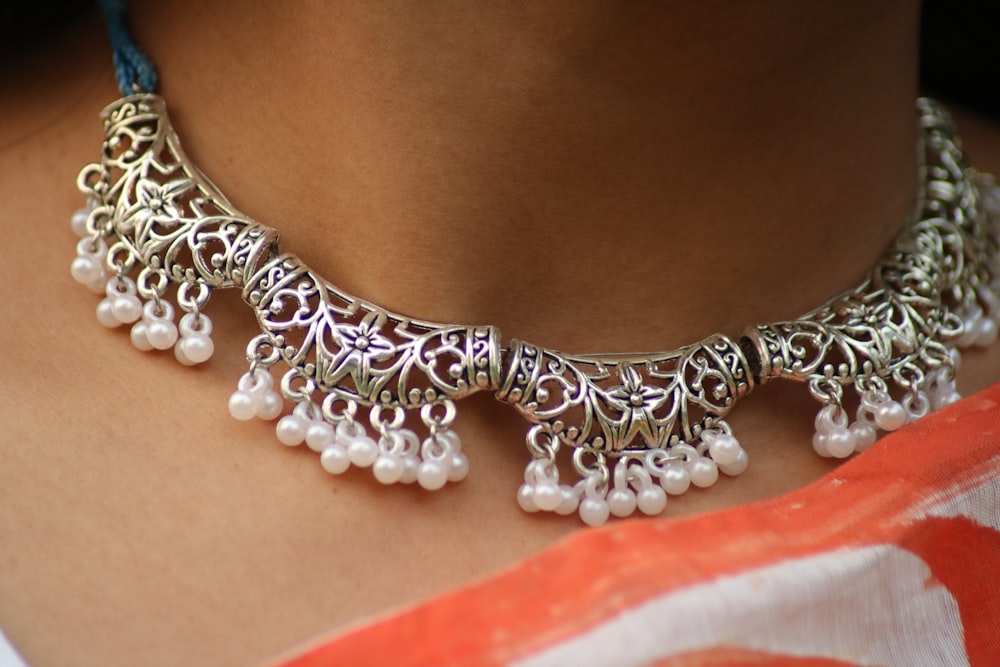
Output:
[69,92,1000,526]
[71,9,1000,526]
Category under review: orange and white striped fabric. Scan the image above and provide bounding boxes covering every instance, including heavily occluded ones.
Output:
[272,384,1000,666]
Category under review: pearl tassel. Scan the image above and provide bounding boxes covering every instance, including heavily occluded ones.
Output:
[130,299,179,351]
[69,200,108,293]
[957,305,999,348]
[516,430,748,527]
[70,237,108,294]
[174,312,214,365]
[270,398,469,490]
[96,275,143,328]
[228,369,284,422]
[72,190,217,366]
[517,460,579,517]
[372,428,421,484]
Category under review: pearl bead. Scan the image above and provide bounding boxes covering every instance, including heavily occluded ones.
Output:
[146,320,178,350]
[983,286,1000,311]
[111,295,142,324]
[688,458,719,488]
[394,427,420,451]
[71,207,90,237]
[977,317,999,346]
[437,430,462,451]
[320,445,351,474]
[248,370,274,390]
[275,415,306,446]
[179,312,213,337]
[228,390,260,421]
[825,428,856,458]
[417,460,448,490]
[129,321,154,351]
[707,433,742,465]
[637,486,667,516]
[335,419,365,442]
[812,432,831,457]
[607,488,637,518]
[96,299,121,328]
[76,236,105,260]
[579,498,610,527]
[517,483,539,512]
[399,455,419,484]
[937,390,961,408]
[660,465,691,495]
[904,392,930,422]
[174,343,194,366]
[718,449,750,476]
[255,391,284,421]
[447,452,470,482]
[305,421,335,451]
[348,436,379,467]
[849,422,878,452]
[874,400,906,431]
[71,256,101,285]
[178,333,214,364]
[555,487,579,516]
[957,312,983,347]
[533,480,563,512]
[372,455,404,484]
[814,404,846,433]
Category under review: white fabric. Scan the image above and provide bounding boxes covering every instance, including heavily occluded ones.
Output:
[0,630,27,667]
[514,545,969,667]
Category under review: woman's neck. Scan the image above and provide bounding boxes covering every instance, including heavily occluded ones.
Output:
[131,0,920,352]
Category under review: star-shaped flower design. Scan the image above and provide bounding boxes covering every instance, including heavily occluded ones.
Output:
[121,177,192,232]
[846,297,909,362]
[604,365,671,447]
[853,299,891,328]
[321,314,398,392]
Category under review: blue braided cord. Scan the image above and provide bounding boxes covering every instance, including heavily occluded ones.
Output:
[97,0,158,94]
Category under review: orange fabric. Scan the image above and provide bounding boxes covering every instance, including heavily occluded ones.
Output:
[271,385,1000,666]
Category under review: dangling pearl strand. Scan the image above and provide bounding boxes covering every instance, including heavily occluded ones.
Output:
[70,202,216,367]
[516,430,749,527]
[253,389,471,491]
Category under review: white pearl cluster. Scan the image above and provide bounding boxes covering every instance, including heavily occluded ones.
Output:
[228,370,284,421]
[130,299,176,350]
[71,203,215,365]
[95,275,144,328]
[812,403,879,459]
[272,402,469,491]
[925,360,962,411]
[956,304,999,348]
[812,349,968,460]
[516,460,580,518]
[172,312,215,366]
[701,429,751,476]
[69,202,108,294]
[71,239,109,294]
[518,430,748,527]
[90,273,215,365]
[813,386,926,459]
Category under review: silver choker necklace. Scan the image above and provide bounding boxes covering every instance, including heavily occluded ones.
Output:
[69,94,1000,526]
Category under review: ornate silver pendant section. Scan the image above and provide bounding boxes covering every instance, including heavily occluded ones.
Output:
[72,95,1000,525]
